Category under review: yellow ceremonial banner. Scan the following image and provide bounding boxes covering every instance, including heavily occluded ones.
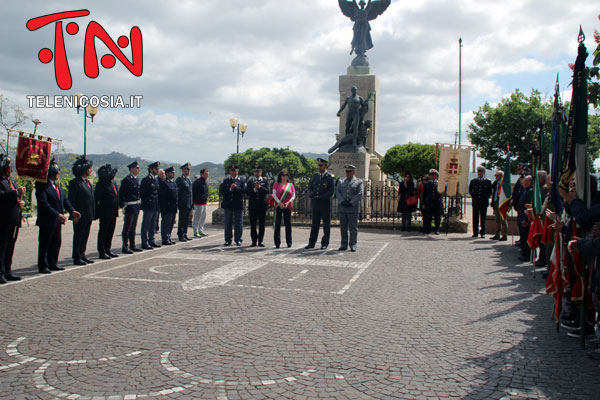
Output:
[437,144,471,196]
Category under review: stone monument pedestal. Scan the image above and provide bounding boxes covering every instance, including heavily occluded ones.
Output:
[329,151,370,180]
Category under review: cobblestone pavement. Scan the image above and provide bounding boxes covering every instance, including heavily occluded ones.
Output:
[1,222,600,399]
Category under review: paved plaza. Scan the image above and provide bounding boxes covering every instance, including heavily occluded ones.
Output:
[1,220,600,399]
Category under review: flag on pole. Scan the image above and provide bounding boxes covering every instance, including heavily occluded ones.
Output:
[15,133,53,182]
[498,156,512,220]
[551,76,567,214]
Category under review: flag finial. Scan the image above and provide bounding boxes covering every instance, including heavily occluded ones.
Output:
[578,25,585,43]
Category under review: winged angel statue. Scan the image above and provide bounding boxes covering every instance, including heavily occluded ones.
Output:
[338,0,391,66]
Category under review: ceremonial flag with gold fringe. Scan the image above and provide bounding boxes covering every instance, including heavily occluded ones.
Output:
[15,133,52,182]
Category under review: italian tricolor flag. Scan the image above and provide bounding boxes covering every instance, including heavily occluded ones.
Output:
[498,156,512,220]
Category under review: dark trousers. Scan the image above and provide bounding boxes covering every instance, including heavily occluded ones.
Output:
[519,222,530,257]
[422,203,441,232]
[249,208,266,245]
[224,209,243,243]
[308,203,331,246]
[0,226,18,276]
[97,216,117,254]
[472,205,488,235]
[72,220,92,260]
[161,212,176,243]
[177,206,192,239]
[141,208,159,246]
[38,224,62,269]
[274,208,292,247]
[401,211,412,229]
[121,207,140,248]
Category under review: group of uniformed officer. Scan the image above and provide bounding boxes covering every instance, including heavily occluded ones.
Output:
[218,159,364,252]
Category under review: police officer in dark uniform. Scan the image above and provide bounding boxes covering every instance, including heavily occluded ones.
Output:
[305,158,335,249]
[68,157,96,265]
[95,164,119,259]
[0,154,25,283]
[159,166,178,245]
[422,169,443,235]
[246,164,269,247]
[35,159,81,273]
[220,165,246,246]
[140,161,161,249]
[469,165,493,238]
[176,162,193,242]
[119,160,142,254]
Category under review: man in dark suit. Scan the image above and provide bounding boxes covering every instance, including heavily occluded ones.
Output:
[159,166,178,245]
[422,169,443,235]
[95,164,120,259]
[246,164,269,247]
[176,162,193,242]
[469,166,493,238]
[35,159,81,274]
[0,154,25,283]
[220,165,246,246]
[305,158,335,249]
[119,161,142,254]
[68,157,96,265]
[140,161,160,249]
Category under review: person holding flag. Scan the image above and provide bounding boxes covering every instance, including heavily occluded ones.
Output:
[490,170,508,241]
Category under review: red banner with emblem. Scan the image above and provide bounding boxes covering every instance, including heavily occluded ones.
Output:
[15,134,52,182]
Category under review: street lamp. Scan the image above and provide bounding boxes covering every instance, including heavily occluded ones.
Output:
[72,93,98,158]
[229,117,248,153]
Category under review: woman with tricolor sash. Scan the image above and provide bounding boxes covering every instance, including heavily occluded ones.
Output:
[272,169,295,248]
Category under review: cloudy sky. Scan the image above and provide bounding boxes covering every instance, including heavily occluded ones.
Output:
[0,0,598,164]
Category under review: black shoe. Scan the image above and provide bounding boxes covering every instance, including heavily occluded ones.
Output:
[0,276,6,284]
[320,245,328,250]
[142,245,154,250]
[515,240,521,246]
[560,320,580,330]
[130,246,143,252]
[184,235,192,241]
[534,260,547,267]
[82,256,94,264]
[480,233,486,238]
[250,243,257,247]
[163,241,174,246]
[99,253,111,260]
[338,247,348,251]
[38,268,51,274]
[567,327,596,338]
[122,247,133,254]
[305,244,315,249]
[178,237,186,242]
[275,244,280,249]
[259,243,265,247]
[490,235,500,240]
[224,241,231,246]
[107,251,119,258]
[73,259,87,266]
[149,242,161,248]
[49,266,64,271]
[471,233,479,238]
[518,256,529,262]
[499,236,508,241]
[350,245,357,252]
[4,274,21,281]
[287,243,292,248]
[434,230,441,235]
[235,241,242,246]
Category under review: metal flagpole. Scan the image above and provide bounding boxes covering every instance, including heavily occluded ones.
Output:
[458,38,463,146]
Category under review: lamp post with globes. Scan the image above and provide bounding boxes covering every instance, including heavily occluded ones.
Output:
[72,93,98,158]
[229,118,248,154]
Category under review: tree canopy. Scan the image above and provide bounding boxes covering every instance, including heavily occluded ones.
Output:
[223,148,317,186]
[379,143,437,181]
[467,89,600,172]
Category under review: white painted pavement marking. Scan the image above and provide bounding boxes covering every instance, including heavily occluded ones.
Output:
[288,269,309,282]
[181,260,268,291]
[148,263,196,275]
[336,242,389,295]
[83,256,162,278]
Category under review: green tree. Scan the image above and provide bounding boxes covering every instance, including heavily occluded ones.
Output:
[223,148,317,188]
[468,89,600,172]
[379,143,437,182]
[588,23,600,108]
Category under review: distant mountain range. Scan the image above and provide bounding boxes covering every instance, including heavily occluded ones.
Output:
[54,151,326,182]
